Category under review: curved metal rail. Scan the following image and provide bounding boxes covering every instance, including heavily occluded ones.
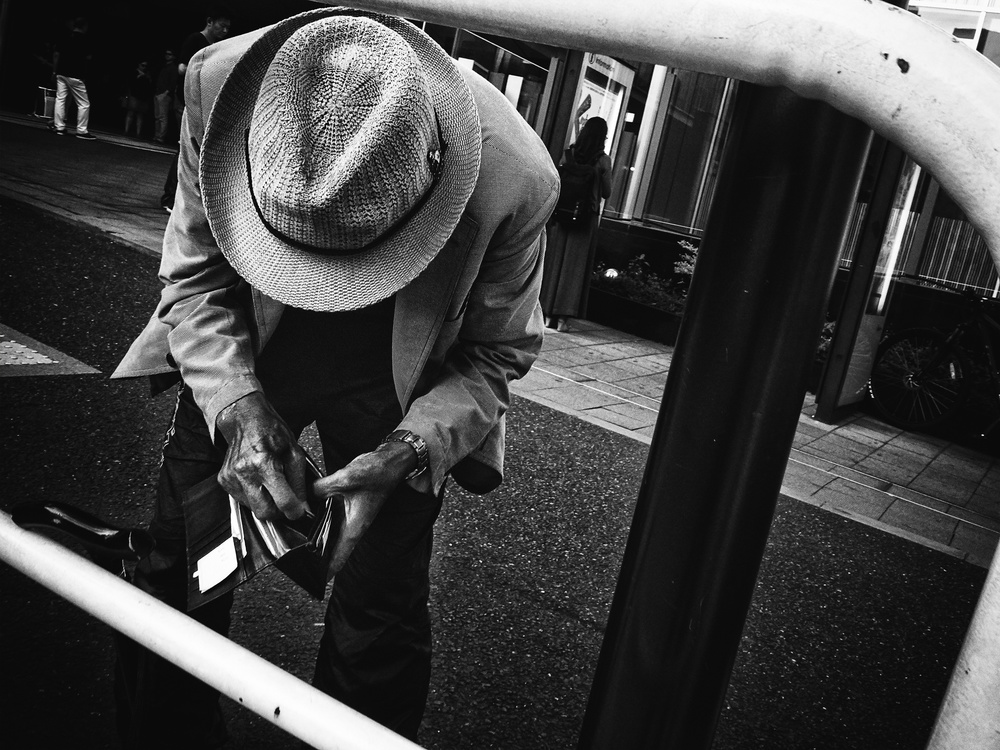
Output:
[340,0,1000,262]
[333,2,1000,747]
[0,510,419,750]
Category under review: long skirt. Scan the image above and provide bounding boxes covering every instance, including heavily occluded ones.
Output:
[540,214,599,319]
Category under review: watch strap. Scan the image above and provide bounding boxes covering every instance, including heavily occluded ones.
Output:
[381,429,428,480]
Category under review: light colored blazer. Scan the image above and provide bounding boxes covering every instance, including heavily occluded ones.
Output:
[112,24,560,495]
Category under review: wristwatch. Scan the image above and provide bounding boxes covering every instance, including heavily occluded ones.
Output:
[381,429,429,480]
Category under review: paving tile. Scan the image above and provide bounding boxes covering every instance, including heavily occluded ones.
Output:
[947,506,1000,534]
[879,500,958,546]
[979,464,1000,491]
[800,433,874,466]
[0,325,100,376]
[888,485,950,513]
[796,417,837,438]
[614,355,672,375]
[887,431,949,459]
[839,416,901,443]
[791,431,814,450]
[545,330,595,344]
[907,469,977,506]
[539,334,578,352]
[827,464,895,493]
[945,442,996,461]
[577,382,660,411]
[780,461,834,501]
[950,522,999,568]
[814,478,895,520]
[855,445,927,485]
[966,486,1000,520]
[522,320,999,563]
[570,360,649,383]
[529,362,592,383]
[850,414,902,434]
[513,368,569,393]
[617,373,668,399]
[829,423,890,450]
[584,403,657,431]
[532,383,624,411]
[925,450,991,484]
[541,346,617,368]
[588,340,671,360]
[786,450,837,473]
[637,425,656,440]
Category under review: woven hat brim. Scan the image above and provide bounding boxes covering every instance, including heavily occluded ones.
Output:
[201,8,481,312]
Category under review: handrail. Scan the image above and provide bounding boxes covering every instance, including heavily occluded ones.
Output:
[926,553,1000,750]
[329,2,1000,748]
[0,510,420,750]
[336,0,1000,263]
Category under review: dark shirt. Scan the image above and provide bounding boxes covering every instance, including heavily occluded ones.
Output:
[254,298,402,471]
[128,72,154,101]
[155,64,178,96]
[175,31,210,106]
[179,31,210,66]
[56,29,90,80]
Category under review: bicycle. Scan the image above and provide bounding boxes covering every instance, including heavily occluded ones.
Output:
[867,276,1000,435]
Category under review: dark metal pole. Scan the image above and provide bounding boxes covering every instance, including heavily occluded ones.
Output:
[577,84,873,749]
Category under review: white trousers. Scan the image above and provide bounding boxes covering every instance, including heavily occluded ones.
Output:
[53,75,91,134]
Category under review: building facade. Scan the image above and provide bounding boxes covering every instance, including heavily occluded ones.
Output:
[424,1,997,305]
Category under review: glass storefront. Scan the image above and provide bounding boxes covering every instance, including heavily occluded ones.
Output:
[420,23,554,135]
[860,1,1000,296]
[603,65,735,238]
[638,71,735,234]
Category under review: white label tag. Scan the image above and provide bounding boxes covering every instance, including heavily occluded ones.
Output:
[195,537,238,592]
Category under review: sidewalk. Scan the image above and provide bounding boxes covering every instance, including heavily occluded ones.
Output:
[513,318,1000,568]
[2,111,998,568]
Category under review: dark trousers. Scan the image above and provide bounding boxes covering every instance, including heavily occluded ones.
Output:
[115,384,442,746]
[161,154,178,209]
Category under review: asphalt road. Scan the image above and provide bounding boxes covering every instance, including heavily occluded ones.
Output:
[0,120,173,255]
[0,195,989,749]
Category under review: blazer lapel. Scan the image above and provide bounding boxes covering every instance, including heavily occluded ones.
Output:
[392,215,479,406]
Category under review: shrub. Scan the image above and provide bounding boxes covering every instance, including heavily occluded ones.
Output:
[592,241,699,314]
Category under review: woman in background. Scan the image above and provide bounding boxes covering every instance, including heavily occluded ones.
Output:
[541,116,613,332]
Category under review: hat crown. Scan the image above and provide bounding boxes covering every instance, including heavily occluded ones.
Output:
[248,17,438,254]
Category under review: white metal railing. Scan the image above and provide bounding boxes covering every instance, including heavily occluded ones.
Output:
[339,0,1000,262]
[4,2,999,747]
[331,2,1000,748]
[0,510,420,750]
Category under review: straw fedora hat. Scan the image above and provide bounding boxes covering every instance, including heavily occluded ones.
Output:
[200,8,481,312]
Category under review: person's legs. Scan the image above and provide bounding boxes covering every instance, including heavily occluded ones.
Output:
[312,446,443,741]
[66,76,91,134]
[161,155,178,210]
[153,92,170,142]
[115,383,231,749]
[53,75,69,132]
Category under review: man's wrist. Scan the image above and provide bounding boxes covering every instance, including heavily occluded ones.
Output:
[380,430,428,480]
[215,391,265,440]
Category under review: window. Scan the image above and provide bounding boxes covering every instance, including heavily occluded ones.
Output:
[640,70,735,234]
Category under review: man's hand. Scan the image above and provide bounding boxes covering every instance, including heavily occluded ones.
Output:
[314,440,417,577]
[215,392,310,521]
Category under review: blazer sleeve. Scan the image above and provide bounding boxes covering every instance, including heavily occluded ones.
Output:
[397,117,561,495]
[154,49,262,440]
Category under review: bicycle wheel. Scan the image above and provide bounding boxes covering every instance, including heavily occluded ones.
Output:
[868,328,971,430]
